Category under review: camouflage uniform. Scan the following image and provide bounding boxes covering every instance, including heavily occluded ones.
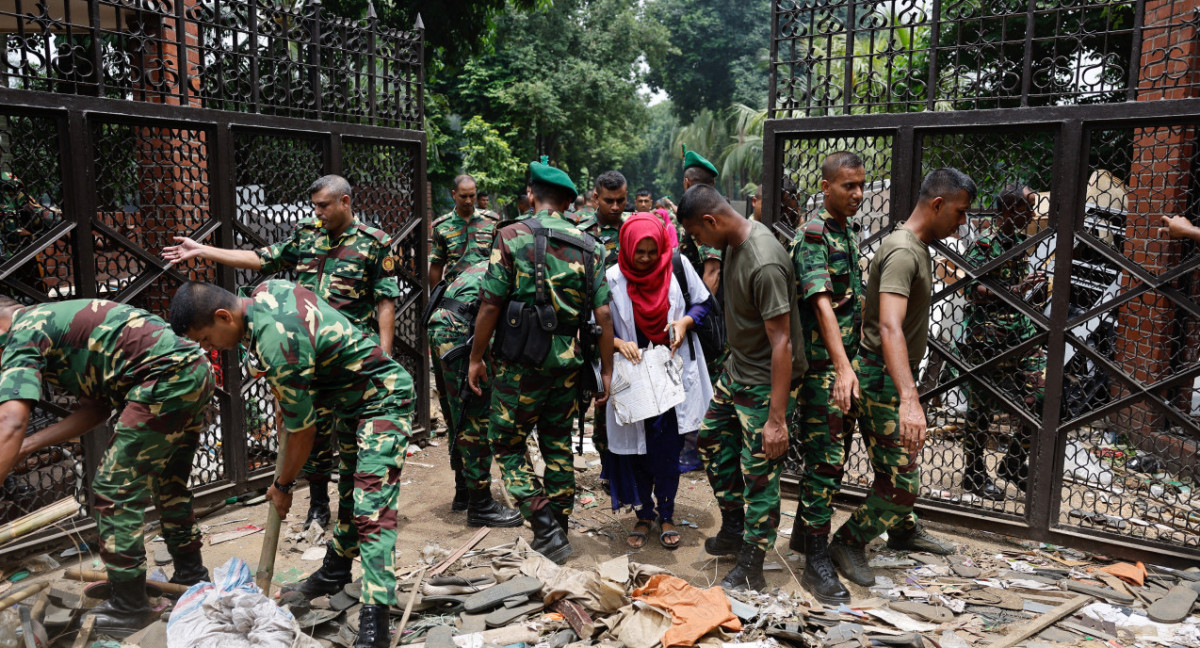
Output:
[0,172,59,289]
[431,208,501,285]
[479,210,609,519]
[792,212,863,536]
[961,232,1046,461]
[0,300,213,584]
[592,219,622,466]
[428,259,495,492]
[244,280,413,605]
[257,217,401,482]
[564,210,600,238]
[699,372,799,551]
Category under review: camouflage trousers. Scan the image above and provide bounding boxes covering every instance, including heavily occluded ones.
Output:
[327,408,411,605]
[833,353,920,547]
[93,363,215,584]
[488,362,579,518]
[430,326,495,492]
[794,365,859,537]
[961,346,1047,456]
[698,370,798,551]
[303,329,383,481]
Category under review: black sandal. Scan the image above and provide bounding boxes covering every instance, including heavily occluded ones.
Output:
[658,518,680,550]
[628,519,653,549]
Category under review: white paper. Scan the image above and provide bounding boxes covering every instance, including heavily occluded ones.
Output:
[610,345,686,425]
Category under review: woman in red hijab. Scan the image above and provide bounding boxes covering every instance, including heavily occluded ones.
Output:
[603,213,714,550]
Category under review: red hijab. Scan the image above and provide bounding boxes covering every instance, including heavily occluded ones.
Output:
[619,212,674,345]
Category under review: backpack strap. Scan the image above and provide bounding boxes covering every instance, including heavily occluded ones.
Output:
[670,249,696,361]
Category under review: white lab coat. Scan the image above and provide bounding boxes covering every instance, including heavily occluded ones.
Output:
[604,260,714,455]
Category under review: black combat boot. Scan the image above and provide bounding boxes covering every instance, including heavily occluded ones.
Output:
[466,489,523,528]
[787,507,807,554]
[704,508,745,557]
[168,549,210,586]
[801,535,851,606]
[451,471,469,512]
[85,574,157,638]
[305,477,332,527]
[962,448,1004,501]
[554,510,569,535]
[294,543,354,597]
[529,506,572,564]
[829,533,875,586]
[354,604,391,648]
[719,542,766,591]
[886,523,955,555]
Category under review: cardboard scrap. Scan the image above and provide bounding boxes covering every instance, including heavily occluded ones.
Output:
[1097,561,1146,587]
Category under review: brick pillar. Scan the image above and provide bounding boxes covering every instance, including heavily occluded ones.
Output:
[1112,0,1200,436]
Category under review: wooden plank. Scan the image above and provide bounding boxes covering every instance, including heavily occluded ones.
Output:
[986,595,1092,648]
[71,615,95,648]
[428,527,490,577]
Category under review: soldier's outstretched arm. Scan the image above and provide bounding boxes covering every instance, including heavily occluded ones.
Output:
[593,305,615,406]
[16,399,109,469]
[468,302,502,395]
[0,399,33,482]
[162,236,263,270]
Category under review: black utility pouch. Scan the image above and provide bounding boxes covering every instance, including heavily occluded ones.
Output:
[494,300,554,364]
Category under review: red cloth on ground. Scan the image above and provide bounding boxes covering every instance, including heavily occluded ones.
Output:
[631,573,742,648]
[618,213,673,346]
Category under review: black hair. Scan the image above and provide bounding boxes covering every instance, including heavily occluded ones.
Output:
[478,191,489,198]
[996,183,1033,213]
[636,188,652,198]
[684,165,717,186]
[594,170,627,192]
[170,281,239,336]
[677,184,730,223]
[309,174,352,199]
[821,151,865,181]
[918,168,977,204]
[530,180,576,207]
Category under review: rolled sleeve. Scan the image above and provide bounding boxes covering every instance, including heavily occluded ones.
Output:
[0,367,43,403]
[798,237,833,301]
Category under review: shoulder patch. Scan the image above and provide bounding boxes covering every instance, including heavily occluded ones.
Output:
[432,212,456,227]
[803,218,827,242]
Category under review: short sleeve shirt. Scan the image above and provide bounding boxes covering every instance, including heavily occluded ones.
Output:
[430,208,501,285]
[793,211,863,364]
[256,218,401,332]
[243,280,414,434]
[722,221,807,385]
[479,210,610,371]
[860,225,933,362]
[0,300,208,411]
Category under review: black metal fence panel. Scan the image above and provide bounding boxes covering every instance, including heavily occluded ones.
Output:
[0,0,426,552]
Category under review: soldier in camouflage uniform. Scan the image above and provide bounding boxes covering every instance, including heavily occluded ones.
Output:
[959,184,1047,500]
[0,298,214,637]
[428,258,522,528]
[676,184,807,592]
[163,175,400,529]
[828,169,970,588]
[170,279,412,648]
[430,174,501,287]
[0,172,60,292]
[467,159,614,565]
[589,171,627,483]
[789,152,866,605]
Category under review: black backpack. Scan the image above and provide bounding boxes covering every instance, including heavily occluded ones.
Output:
[671,250,725,361]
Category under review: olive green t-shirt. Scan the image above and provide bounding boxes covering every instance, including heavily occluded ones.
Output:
[722,220,807,385]
[860,224,932,363]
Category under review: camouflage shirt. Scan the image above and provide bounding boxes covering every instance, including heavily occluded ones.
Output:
[479,210,610,371]
[563,209,600,238]
[431,208,501,284]
[793,211,863,364]
[427,258,488,341]
[963,232,1038,341]
[256,217,401,332]
[597,218,624,270]
[243,280,414,434]
[0,300,209,411]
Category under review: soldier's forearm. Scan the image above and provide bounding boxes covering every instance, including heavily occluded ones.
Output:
[0,400,34,481]
[429,264,444,289]
[811,294,853,373]
[595,306,614,377]
[470,303,502,362]
[376,299,395,354]
[277,427,317,486]
[24,401,109,456]
[205,247,264,270]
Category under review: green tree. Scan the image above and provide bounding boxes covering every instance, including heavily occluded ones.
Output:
[459,116,525,195]
[621,101,682,200]
[643,0,771,119]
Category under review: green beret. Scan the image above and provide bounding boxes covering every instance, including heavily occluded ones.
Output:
[529,156,577,195]
[682,145,719,178]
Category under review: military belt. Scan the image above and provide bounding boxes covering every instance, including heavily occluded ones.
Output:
[440,298,477,324]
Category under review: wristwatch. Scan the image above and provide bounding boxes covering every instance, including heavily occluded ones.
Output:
[273,479,295,494]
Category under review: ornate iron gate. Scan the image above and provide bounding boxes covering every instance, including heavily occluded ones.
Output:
[0,0,427,554]
[765,0,1200,564]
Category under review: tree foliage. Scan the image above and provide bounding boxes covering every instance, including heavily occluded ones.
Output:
[643,0,771,119]
[458,116,525,195]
